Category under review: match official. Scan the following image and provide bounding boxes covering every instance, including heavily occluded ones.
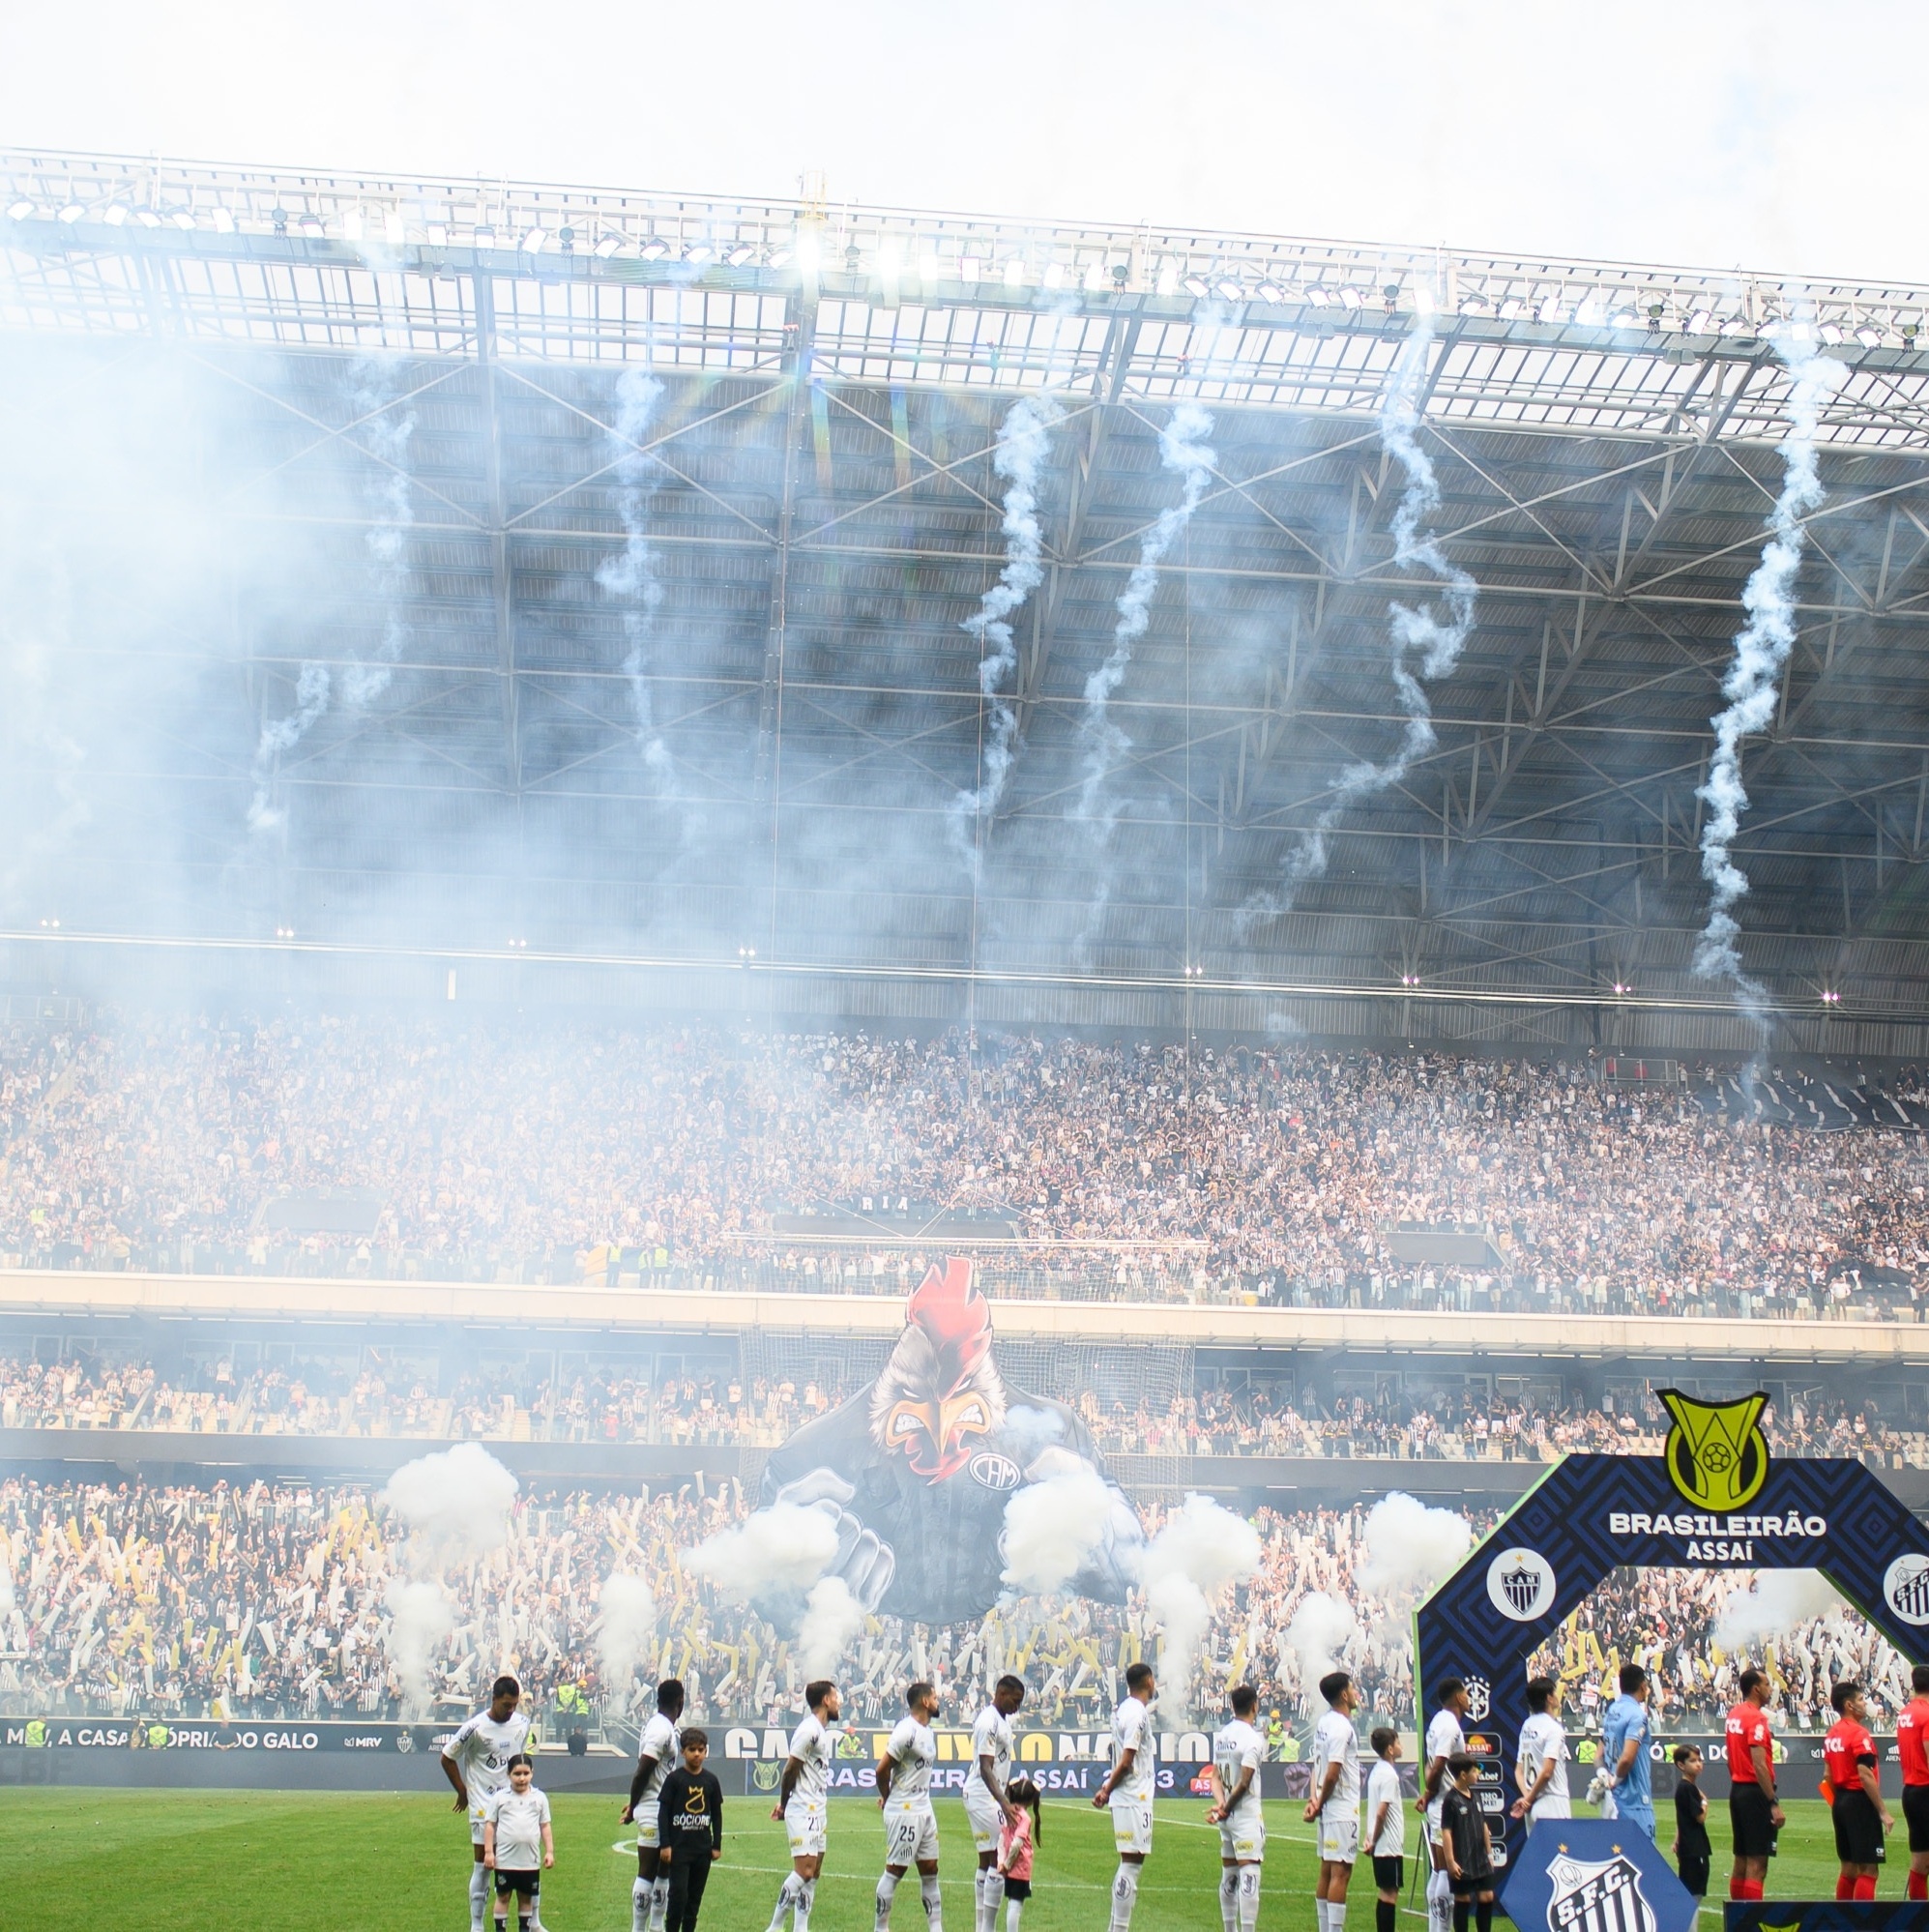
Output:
[1725,1668,1782,1901]
[1898,1662,1929,1899]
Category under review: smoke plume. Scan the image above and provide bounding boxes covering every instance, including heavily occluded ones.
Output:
[798,1575,867,1677]
[383,1577,455,1719]
[1000,1463,1117,1595]
[1713,1567,1844,1650]
[1139,1492,1262,1716]
[947,394,1063,880]
[1356,1491,1473,1596]
[596,1572,659,1709]
[596,366,675,784]
[684,1501,839,1598]
[1239,316,1476,929]
[1287,1590,1359,1684]
[381,1442,520,1569]
[1694,340,1847,1012]
[247,660,331,834]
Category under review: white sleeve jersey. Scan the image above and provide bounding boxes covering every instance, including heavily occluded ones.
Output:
[1423,1708,1466,1822]
[885,1716,937,1804]
[964,1706,1014,1800]
[1366,1761,1406,1856]
[1517,1713,1569,1802]
[1110,1696,1156,1805]
[484,1788,551,1869]
[1213,1719,1265,1816]
[635,1711,680,1806]
[442,1709,533,1808]
[788,1713,832,1807]
[1313,1711,1360,1817]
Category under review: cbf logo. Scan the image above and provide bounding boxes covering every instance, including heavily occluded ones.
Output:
[1546,1852,1655,1932]
[1656,1390,1768,1512]
[1885,1555,1929,1625]
[1486,1547,1556,1622]
[1463,1677,1492,1723]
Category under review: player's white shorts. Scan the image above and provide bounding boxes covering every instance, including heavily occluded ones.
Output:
[635,1808,661,1850]
[1316,1809,1359,1863]
[963,1784,1003,1854]
[884,1799,940,1866]
[1528,1797,1571,1828]
[469,1806,490,1847]
[1219,1804,1267,1863]
[785,1799,827,1859]
[1110,1795,1154,1857]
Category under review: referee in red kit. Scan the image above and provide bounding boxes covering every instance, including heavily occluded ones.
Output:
[1726,1669,1782,1901]
[1824,1682,1892,1900]
[1896,1663,1929,1898]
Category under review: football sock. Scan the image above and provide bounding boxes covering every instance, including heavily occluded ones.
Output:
[519,1917,531,1932]
[973,1872,986,1932]
[651,1875,672,1932]
[1476,1901,1492,1932]
[796,1879,816,1932]
[981,1869,1006,1932]
[769,1874,807,1932]
[1109,1864,1140,1932]
[876,1870,901,1930]
[1004,1902,1022,1932]
[1838,1877,1856,1901]
[1910,1872,1928,1901]
[1856,1879,1878,1902]
[470,1862,490,1932]
[1219,1870,1240,1932]
[1378,1902,1398,1932]
[1332,1902,1349,1932]
[1452,1903,1471,1932]
[921,1872,944,1930]
[1239,1866,1262,1932]
[1317,1902,1332,1932]
[1742,1881,1765,1901]
[1729,1880,1744,1902]
[635,1876,654,1932]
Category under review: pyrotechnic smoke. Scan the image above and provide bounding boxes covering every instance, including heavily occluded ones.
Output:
[596,1573,659,1709]
[1140,1493,1262,1716]
[247,660,331,833]
[1713,1567,1844,1650]
[947,395,1063,880]
[1239,316,1476,930]
[381,1442,521,1569]
[1000,1464,1117,1595]
[1694,340,1847,1013]
[1356,1491,1473,1596]
[1075,404,1216,851]
[596,366,675,785]
[798,1575,866,1677]
[1286,1590,1359,1683]
[684,1501,839,1598]
[383,1577,455,1718]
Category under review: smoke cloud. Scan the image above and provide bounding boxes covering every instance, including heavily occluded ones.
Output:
[247,660,331,834]
[380,1442,520,1570]
[1000,1463,1117,1596]
[947,394,1063,880]
[596,1572,660,1709]
[383,1577,456,1719]
[1240,316,1476,929]
[1287,1589,1360,1684]
[1712,1567,1844,1650]
[1694,339,1847,1012]
[1140,1492,1262,1716]
[1356,1491,1473,1596]
[596,366,675,785]
[798,1575,867,1677]
[684,1501,839,1598]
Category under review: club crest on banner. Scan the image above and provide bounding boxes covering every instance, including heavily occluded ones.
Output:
[1486,1547,1556,1622]
[1885,1555,1929,1625]
[1546,1852,1656,1932]
[1656,1389,1768,1512]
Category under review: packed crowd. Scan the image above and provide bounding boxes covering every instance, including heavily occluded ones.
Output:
[0,1472,1903,1741]
[5,1016,1929,1314]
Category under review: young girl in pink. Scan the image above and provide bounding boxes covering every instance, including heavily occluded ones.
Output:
[996,1775,1042,1930]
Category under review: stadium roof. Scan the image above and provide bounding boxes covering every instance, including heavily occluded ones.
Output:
[6,149,1929,1054]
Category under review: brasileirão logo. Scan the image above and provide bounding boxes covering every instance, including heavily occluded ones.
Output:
[1655,1389,1769,1513]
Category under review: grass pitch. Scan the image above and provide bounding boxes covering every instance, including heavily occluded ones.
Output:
[11,1791,1856,1930]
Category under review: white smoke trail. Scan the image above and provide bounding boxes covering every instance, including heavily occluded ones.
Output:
[947,395,1063,880]
[596,366,674,784]
[1238,317,1476,930]
[683,1501,839,1598]
[797,1575,866,1677]
[1139,1493,1261,1717]
[1694,340,1846,1012]
[1286,1590,1359,1684]
[1356,1491,1473,1596]
[381,1442,520,1569]
[383,1577,455,1719]
[247,660,331,833]
[1000,1464,1118,1596]
[595,1572,659,1710]
[1712,1567,1844,1650]
[1075,404,1216,849]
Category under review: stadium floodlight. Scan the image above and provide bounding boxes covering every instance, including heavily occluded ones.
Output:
[1856,324,1885,348]
[1182,273,1210,298]
[685,241,714,264]
[1688,307,1713,333]
[769,245,793,269]
[1399,973,1419,987]
[921,249,943,284]
[1216,278,1242,302]
[1256,281,1283,303]
[39,917,60,929]
[136,207,162,227]
[169,208,196,230]
[211,205,235,234]
[1612,981,1629,996]
[638,237,668,260]
[960,255,981,282]
[7,199,36,220]
[1155,262,1179,295]
[1003,256,1026,287]
[104,204,130,225]
[57,203,87,223]
[1340,286,1364,309]
[1305,284,1330,307]
[1609,307,1640,330]
[520,227,546,253]
[385,210,405,245]
[1535,293,1562,322]
[1819,322,1844,345]
[1500,297,1525,319]
[298,213,325,237]
[724,242,755,267]
[593,232,621,257]
[426,220,448,246]
[1042,260,1065,289]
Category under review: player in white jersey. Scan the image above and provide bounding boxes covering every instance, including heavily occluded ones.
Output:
[442,1675,534,1932]
[964,1674,1027,1932]
[620,1678,687,1932]
[1511,1677,1571,1830]
[767,1679,840,1932]
[1207,1683,1268,1932]
[1419,1678,1471,1932]
[1093,1660,1158,1932]
[1305,1669,1362,1932]
[876,1680,944,1930]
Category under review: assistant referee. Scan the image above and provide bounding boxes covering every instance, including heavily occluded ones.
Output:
[1725,1669,1782,1901]
[1897,1664,1929,1899]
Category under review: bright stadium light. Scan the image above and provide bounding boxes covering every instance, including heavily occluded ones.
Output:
[520,227,546,253]
[170,208,196,230]
[104,204,131,226]
[1688,307,1713,333]
[7,199,36,220]
[1002,257,1026,287]
[1182,273,1210,298]
[1216,278,1242,302]
[426,220,449,246]
[685,241,714,264]
[57,203,86,223]
[1256,281,1283,303]
[639,237,668,260]
[724,242,755,267]
[211,206,235,234]
[593,233,621,257]
[1856,324,1885,348]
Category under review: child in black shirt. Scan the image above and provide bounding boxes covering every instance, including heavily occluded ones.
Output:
[657,1728,724,1932]
[1671,1745,1710,1903]
[1440,1754,1495,1932]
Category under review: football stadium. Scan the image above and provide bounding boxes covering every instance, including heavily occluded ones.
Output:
[8,120,1929,1932]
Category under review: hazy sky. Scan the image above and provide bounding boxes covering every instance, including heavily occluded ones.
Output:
[1,0,1923,285]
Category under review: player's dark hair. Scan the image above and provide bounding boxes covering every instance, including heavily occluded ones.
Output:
[1125,1661,1155,1694]
[491,1674,521,1701]
[1371,1726,1398,1757]
[657,1678,686,1713]
[1915,1664,1929,1695]
[1436,1677,1466,1704]
[1447,1752,1476,1776]
[1231,1683,1259,1717]
[1832,1680,1862,1713]
[1618,1663,1647,1694]
[1526,1676,1556,1713]
[906,1680,935,1709]
[1672,1743,1702,1767]
[1738,1667,1766,1699]
[804,1679,835,1712]
[507,1753,533,1771]
[1008,1773,1043,1846]
[996,1674,1027,1703]
[681,1727,709,1751]
[1320,1669,1352,1706]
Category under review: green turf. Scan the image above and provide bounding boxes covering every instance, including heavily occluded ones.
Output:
[4,1792,1866,1930]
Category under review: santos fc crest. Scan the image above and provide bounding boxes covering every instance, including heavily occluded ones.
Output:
[1547,1852,1656,1932]
[1656,1390,1768,1513]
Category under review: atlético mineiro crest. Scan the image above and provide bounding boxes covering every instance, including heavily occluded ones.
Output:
[1547,1852,1656,1932]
